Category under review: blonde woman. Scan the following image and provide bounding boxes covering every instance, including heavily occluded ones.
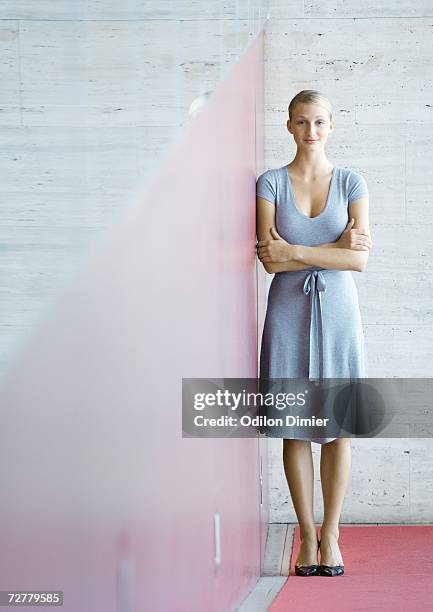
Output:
[256,90,372,577]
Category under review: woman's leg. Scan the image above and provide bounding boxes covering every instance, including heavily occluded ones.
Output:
[319,438,352,565]
[283,439,318,565]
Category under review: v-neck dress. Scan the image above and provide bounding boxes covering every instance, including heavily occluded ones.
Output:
[256,165,369,444]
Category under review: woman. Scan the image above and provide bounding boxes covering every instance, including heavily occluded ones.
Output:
[256,90,373,577]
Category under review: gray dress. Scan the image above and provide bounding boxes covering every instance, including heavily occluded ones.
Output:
[256,165,369,444]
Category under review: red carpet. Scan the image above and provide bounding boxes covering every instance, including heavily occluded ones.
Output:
[269,525,433,612]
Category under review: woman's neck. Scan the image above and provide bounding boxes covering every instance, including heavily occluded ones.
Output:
[287,154,333,179]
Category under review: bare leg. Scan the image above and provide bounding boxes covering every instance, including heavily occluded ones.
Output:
[319,438,351,566]
[283,439,318,565]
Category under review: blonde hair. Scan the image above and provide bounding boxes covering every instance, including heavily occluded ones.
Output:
[288,90,333,121]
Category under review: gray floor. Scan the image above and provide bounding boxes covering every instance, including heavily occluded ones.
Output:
[235,524,295,612]
[234,576,287,612]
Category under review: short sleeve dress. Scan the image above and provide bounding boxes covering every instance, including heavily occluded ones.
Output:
[256,165,369,444]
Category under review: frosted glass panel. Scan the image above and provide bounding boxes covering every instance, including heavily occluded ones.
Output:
[0,32,265,612]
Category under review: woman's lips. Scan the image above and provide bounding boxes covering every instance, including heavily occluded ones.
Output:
[305,139,319,142]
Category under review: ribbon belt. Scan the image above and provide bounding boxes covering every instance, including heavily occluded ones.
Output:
[303,270,326,380]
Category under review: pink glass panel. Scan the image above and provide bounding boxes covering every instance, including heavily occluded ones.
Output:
[0,32,266,612]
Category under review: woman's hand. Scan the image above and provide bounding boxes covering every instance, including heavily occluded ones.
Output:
[256,227,297,263]
[337,218,373,251]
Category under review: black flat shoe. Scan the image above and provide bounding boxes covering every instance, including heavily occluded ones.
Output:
[294,538,320,576]
[317,564,344,576]
[317,539,345,576]
[294,564,319,577]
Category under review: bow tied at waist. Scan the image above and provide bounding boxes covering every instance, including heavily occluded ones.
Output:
[303,270,326,380]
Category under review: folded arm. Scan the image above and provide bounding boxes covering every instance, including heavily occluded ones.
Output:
[256,195,371,273]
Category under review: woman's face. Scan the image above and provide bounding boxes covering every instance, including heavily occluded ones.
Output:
[287,103,333,149]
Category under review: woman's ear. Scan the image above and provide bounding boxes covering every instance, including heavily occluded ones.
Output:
[286,119,292,134]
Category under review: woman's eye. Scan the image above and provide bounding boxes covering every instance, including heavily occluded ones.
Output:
[297,120,324,125]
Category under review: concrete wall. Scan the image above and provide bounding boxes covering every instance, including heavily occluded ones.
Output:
[263,1,433,523]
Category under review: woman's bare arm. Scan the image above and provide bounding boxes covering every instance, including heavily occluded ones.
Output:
[256,195,371,273]
[256,196,342,273]
[292,197,371,272]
